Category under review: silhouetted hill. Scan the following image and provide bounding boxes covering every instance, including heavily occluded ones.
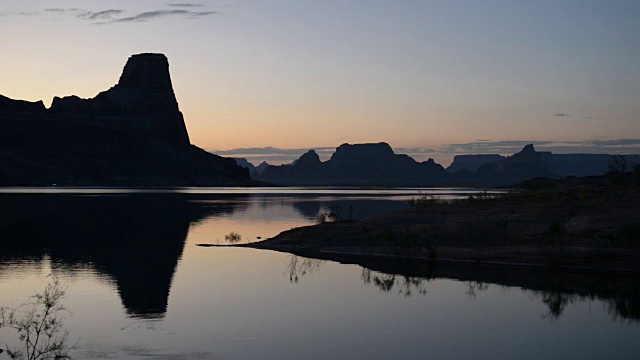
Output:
[547,153,623,177]
[456,144,640,185]
[258,143,639,187]
[473,144,558,184]
[233,158,257,176]
[446,154,505,173]
[257,142,448,186]
[0,53,256,187]
[255,161,270,175]
[233,158,271,178]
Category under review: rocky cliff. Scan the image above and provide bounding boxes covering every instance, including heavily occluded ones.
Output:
[0,53,255,186]
[258,142,640,187]
[446,154,505,173]
[258,142,448,186]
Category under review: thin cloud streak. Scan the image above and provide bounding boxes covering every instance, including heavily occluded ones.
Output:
[552,113,629,121]
[78,9,125,20]
[1,7,217,24]
[168,3,204,7]
[102,9,218,23]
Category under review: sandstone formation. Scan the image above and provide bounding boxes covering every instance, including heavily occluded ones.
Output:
[257,142,448,186]
[446,154,505,173]
[0,53,255,186]
[258,143,639,186]
[468,144,640,185]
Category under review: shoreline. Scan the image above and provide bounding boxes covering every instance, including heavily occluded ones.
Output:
[200,175,640,275]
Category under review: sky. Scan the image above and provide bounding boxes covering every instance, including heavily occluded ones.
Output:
[1,0,639,165]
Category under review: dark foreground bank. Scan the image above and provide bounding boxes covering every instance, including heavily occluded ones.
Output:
[218,173,640,274]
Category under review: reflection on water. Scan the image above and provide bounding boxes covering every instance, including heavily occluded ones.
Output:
[1,190,639,359]
[0,191,413,318]
[284,254,640,322]
[0,193,246,318]
[361,268,429,297]
[285,255,326,283]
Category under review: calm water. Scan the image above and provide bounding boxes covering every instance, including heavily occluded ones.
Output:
[0,188,639,359]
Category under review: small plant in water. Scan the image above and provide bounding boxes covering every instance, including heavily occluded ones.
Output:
[0,278,75,360]
[224,231,242,243]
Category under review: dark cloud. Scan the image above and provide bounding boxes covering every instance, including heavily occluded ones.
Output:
[553,113,571,117]
[78,9,124,20]
[106,9,217,23]
[396,147,437,156]
[168,3,204,7]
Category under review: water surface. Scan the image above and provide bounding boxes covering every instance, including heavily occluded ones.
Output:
[0,189,638,359]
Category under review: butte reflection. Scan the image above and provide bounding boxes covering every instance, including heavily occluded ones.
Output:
[0,193,245,319]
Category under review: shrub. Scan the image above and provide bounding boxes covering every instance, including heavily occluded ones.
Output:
[409,192,443,207]
[608,154,630,174]
[0,279,74,360]
[224,231,242,243]
[614,223,640,259]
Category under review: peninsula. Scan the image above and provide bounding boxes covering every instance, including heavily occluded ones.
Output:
[240,173,640,274]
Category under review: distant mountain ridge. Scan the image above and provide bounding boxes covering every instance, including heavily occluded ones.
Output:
[233,158,269,177]
[257,142,640,186]
[451,144,639,182]
[0,53,257,187]
[257,142,447,186]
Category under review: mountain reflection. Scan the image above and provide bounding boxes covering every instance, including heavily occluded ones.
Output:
[0,193,245,319]
[290,198,408,221]
[284,254,640,322]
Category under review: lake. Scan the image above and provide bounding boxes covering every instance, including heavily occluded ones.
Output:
[0,188,639,359]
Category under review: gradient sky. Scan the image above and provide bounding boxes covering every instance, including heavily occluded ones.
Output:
[1,1,639,164]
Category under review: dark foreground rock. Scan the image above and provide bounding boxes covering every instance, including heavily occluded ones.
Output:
[0,53,258,187]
